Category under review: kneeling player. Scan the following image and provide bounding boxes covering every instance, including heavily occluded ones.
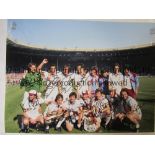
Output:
[92,89,111,130]
[64,92,83,132]
[81,91,92,110]
[107,89,123,120]
[80,91,99,132]
[121,89,142,130]
[22,90,44,132]
[44,94,66,133]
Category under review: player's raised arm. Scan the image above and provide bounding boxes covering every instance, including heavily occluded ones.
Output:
[37,58,48,72]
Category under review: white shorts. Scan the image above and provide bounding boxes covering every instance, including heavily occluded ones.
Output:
[26,111,42,120]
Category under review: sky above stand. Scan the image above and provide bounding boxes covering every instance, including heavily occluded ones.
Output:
[8,19,155,49]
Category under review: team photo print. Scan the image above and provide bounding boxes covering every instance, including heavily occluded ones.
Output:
[5,19,155,134]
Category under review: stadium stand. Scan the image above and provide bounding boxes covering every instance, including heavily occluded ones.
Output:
[6,38,155,76]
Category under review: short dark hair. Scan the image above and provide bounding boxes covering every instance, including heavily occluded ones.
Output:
[124,65,131,71]
[100,68,109,74]
[91,66,98,73]
[28,62,36,68]
[77,63,84,67]
[50,64,56,67]
[27,63,36,72]
[64,64,70,69]
[95,89,102,94]
[55,94,63,102]
[120,88,128,96]
[81,65,85,70]
[114,63,120,67]
[69,92,77,98]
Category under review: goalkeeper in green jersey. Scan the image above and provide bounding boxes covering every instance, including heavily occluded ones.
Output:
[20,60,48,105]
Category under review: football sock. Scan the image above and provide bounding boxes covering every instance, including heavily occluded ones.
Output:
[56,118,66,128]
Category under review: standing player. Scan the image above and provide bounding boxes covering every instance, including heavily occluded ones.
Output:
[20,62,43,106]
[76,63,83,75]
[59,65,74,101]
[108,63,123,96]
[37,59,61,104]
[99,69,110,95]
[123,66,139,99]
[89,66,99,97]
[121,89,142,130]
[22,90,44,133]
[76,66,91,97]
[73,64,84,95]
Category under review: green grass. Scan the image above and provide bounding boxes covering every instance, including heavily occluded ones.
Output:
[5,76,155,134]
[136,77,155,132]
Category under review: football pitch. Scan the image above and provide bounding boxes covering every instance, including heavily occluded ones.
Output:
[5,76,155,134]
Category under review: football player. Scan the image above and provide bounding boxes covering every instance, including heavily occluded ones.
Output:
[123,66,139,99]
[22,90,44,133]
[92,89,111,130]
[89,66,99,97]
[108,63,123,96]
[20,62,43,106]
[99,69,110,95]
[44,94,66,133]
[59,65,74,101]
[64,92,83,131]
[107,89,124,121]
[37,59,61,105]
[76,66,91,98]
[121,89,142,130]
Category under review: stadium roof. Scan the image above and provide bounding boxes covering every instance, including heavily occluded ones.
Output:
[7,37,155,52]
